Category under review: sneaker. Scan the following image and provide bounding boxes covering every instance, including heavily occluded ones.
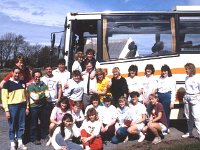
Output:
[17,144,28,150]
[85,146,91,150]
[182,133,194,138]
[152,137,161,144]
[32,140,41,145]
[123,136,129,143]
[46,138,51,146]
[10,146,16,150]
[138,132,145,142]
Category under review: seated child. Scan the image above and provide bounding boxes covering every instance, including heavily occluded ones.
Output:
[127,91,147,143]
[111,96,130,144]
[46,97,70,146]
[142,94,168,144]
[80,108,103,150]
[71,102,85,128]
[51,113,83,150]
[100,96,117,141]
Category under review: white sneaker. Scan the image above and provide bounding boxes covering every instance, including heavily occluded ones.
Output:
[182,133,193,138]
[152,136,161,144]
[18,144,28,150]
[85,146,91,150]
[123,136,129,143]
[46,137,51,146]
[10,146,16,150]
[138,132,145,143]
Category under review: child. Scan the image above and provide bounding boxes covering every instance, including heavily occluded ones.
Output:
[51,113,83,150]
[100,96,117,141]
[46,97,71,146]
[72,51,84,72]
[142,94,168,144]
[127,91,147,143]
[80,108,103,150]
[111,96,130,144]
[71,102,85,128]
[84,94,102,118]
[63,70,84,110]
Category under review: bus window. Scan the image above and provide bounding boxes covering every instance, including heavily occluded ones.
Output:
[179,16,200,52]
[102,14,175,61]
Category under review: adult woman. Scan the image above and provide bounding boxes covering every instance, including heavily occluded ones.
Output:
[182,63,200,139]
[157,64,176,130]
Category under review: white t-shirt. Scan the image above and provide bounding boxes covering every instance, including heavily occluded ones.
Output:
[63,79,84,101]
[129,102,147,123]
[52,69,70,90]
[157,76,176,102]
[185,75,200,94]
[84,104,103,118]
[51,124,80,150]
[100,105,117,124]
[115,106,130,130]
[80,120,101,136]
[41,75,61,102]
[82,72,97,94]
[72,61,82,72]
[141,75,157,100]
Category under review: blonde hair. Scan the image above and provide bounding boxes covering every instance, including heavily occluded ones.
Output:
[74,51,83,62]
[112,67,120,74]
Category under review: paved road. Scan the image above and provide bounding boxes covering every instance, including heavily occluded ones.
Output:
[0,108,197,150]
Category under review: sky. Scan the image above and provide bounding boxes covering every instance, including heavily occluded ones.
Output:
[0,0,200,45]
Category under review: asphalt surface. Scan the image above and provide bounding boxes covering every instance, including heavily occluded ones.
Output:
[0,108,198,150]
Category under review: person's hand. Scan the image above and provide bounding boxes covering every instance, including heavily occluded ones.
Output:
[170,103,174,109]
[26,108,29,115]
[5,111,10,119]
[64,83,69,89]
[60,146,67,150]
[81,137,89,144]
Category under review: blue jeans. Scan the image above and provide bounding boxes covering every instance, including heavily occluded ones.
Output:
[8,102,26,141]
[158,92,171,127]
[30,105,48,142]
[55,133,83,150]
[111,127,128,144]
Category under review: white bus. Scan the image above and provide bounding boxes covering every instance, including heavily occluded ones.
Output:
[51,6,200,119]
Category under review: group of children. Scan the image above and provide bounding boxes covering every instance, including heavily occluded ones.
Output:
[2,51,200,150]
[48,91,168,150]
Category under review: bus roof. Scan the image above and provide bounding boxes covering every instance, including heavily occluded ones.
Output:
[173,6,200,11]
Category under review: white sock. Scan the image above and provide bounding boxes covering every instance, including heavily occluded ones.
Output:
[139,132,144,136]
[18,139,23,145]
[11,142,15,147]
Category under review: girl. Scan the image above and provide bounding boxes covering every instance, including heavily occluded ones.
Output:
[51,113,83,150]
[63,70,84,110]
[71,102,85,128]
[127,91,146,143]
[141,64,157,115]
[126,65,142,103]
[100,96,117,141]
[90,68,111,105]
[111,96,130,144]
[142,94,168,144]
[84,94,102,118]
[80,108,103,150]
[157,64,176,132]
[72,51,84,72]
[46,97,71,146]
